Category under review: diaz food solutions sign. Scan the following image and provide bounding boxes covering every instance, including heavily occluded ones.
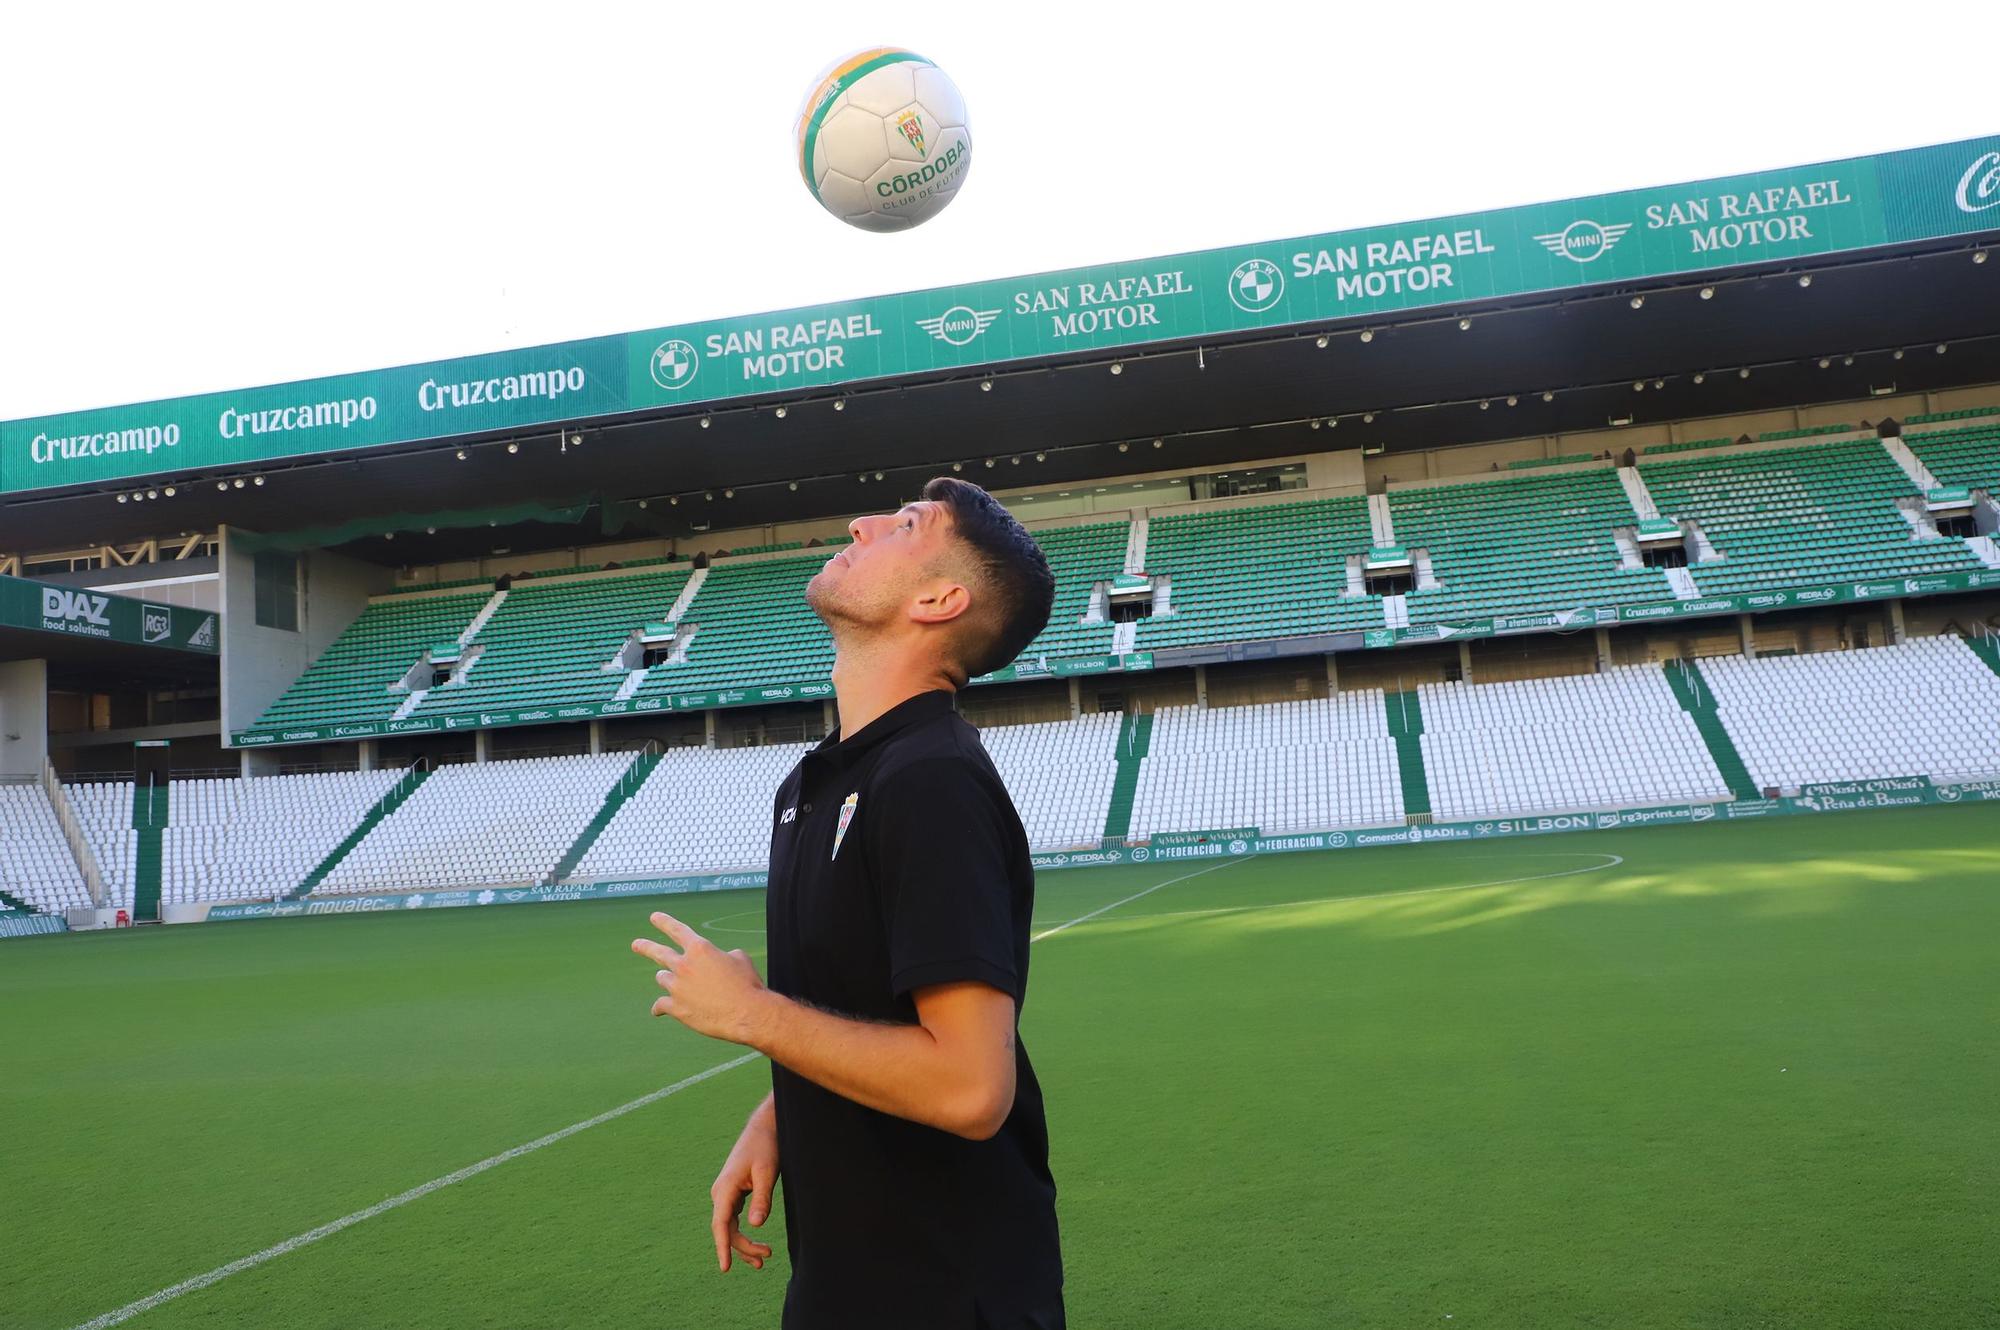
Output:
[4,135,1996,495]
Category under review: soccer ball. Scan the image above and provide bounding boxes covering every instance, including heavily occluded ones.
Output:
[795,49,972,232]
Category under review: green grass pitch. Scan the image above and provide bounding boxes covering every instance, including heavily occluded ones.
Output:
[4,804,1997,1328]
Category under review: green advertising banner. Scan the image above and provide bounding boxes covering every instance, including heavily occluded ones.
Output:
[0,574,218,654]
[230,650,1165,748]
[7,135,1998,494]
[0,913,68,938]
[1362,570,2000,648]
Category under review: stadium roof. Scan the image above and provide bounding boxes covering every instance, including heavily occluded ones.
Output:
[4,135,1996,563]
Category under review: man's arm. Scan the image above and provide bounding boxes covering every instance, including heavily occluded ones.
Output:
[633,913,1018,1141]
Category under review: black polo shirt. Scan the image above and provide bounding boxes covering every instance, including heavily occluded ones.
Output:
[765,689,1064,1330]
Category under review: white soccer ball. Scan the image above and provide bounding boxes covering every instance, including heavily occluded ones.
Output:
[795,48,972,232]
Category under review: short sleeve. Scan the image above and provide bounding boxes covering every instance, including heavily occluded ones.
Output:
[866,756,1022,1002]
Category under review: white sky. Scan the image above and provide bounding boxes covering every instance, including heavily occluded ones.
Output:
[0,0,1989,421]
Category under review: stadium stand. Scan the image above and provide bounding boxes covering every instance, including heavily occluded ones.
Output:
[1015,522,1128,662]
[633,556,832,697]
[67,780,137,909]
[1128,692,1403,837]
[1640,441,1983,595]
[409,567,691,718]
[1417,666,1734,819]
[250,590,493,732]
[316,754,633,893]
[15,634,2000,913]
[1392,468,1673,620]
[0,782,90,912]
[1699,637,2000,789]
[237,435,2000,742]
[566,742,813,881]
[1903,421,2000,495]
[160,771,400,904]
[1133,497,1382,649]
[977,714,1120,849]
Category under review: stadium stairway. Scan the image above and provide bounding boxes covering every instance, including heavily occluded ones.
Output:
[548,748,664,884]
[1663,661,1760,799]
[1964,634,2000,680]
[1382,691,1432,818]
[288,765,433,899]
[1101,711,1155,844]
[132,781,168,921]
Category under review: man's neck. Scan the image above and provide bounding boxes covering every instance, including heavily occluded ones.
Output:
[829,637,955,738]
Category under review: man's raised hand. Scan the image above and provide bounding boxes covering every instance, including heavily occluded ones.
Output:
[631,912,770,1045]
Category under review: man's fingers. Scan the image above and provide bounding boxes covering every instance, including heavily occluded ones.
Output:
[653,968,675,992]
[730,1229,772,1268]
[650,995,676,1018]
[630,937,682,969]
[749,1158,776,1227]
[650,911,705,950]
[712,1207,733,1273]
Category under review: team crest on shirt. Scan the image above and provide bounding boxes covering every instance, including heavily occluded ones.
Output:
[831,792,860,860]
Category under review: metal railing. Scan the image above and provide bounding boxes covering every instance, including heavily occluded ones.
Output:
[41,760,107,908]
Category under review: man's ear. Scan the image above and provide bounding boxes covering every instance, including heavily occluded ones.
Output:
[909,578,973,626]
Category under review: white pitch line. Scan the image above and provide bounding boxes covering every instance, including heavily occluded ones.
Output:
[68,1052,761,1330]
[1029,855,1253,941]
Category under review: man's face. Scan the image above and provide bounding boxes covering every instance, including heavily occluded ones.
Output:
[806,500,961,635]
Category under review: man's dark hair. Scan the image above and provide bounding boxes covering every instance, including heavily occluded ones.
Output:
[920,476,1055,680]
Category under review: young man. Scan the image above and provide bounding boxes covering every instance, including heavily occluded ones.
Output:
[631,476,1064,1328]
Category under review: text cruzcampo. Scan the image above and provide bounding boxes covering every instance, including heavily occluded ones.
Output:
[218,397,378,439]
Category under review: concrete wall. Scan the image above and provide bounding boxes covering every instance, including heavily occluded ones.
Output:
[219,529,390,741]
[0,658,49,777]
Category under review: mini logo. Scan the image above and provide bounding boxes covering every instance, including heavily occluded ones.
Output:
[1328,832,1349,847]
[1691,805,1716,821]
[186,616,216,649]
[1228,258,1283,313]
[915,305,1001,347]
[1227,839,1250,855]
[1596,813,1621,829]
[1956,151,2000,213]
[142,605,171,643]
[1131,847,1151,862]
[780,806,797,825]
[1938,785,1963,802]
[894,109,927,158]
[831,792,859,861]
[1534,219,1632,263]
[650,339,699,391]
[405,894,425,909]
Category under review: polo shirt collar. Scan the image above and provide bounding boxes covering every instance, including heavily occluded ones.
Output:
[811,689,955,765]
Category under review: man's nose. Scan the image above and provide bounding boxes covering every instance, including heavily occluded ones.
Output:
[849,513,887,543]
